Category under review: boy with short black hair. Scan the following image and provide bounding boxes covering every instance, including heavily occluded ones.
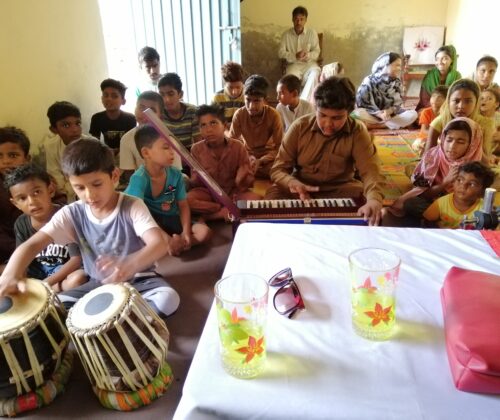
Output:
[119,91,182,186]
[0,126,31,263]
[229,74,284,179]
[125,125,211,255]
[212,61,245,124]
[43,101,95,202]
[188,104,260,221]
[5,163,86,292]
[90,78,136,153]
[267,76,385,226]
[0,138,180,318]
[136,46,162,95]
[158,73,201,149]
[423,161,496,228]
[276,74,315,132]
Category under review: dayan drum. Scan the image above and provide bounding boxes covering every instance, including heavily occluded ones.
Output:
[65,283,173,411]
[0,279,72,416]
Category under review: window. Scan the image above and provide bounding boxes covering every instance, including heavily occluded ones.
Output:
[99,0,241,107]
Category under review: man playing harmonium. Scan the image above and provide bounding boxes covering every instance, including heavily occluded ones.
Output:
[265,76,385,226]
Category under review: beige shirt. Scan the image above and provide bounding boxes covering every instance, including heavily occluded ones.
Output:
[270,114,384,202]
[229,105,284,164]
[190,138,254,195]
[44,134,95,202]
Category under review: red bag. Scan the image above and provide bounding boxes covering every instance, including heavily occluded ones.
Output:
[441,266,500,393]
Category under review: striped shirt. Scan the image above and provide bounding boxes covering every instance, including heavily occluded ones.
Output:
[212,89,245,123]
[164,103,200,148]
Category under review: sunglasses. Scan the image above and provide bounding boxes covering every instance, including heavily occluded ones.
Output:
[268,268,305,319]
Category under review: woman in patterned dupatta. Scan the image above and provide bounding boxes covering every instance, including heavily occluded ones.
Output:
[354,52,418,129]
[416,45,462,111]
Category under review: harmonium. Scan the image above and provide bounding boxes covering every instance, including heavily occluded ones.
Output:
[141,110,368,229]
[235,197,367,226]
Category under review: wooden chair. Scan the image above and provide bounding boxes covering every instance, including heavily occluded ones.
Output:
[280,32,323,75]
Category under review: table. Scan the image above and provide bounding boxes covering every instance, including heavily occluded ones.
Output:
[174,224,500,420]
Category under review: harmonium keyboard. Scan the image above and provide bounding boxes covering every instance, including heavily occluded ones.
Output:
[236,197,367,226]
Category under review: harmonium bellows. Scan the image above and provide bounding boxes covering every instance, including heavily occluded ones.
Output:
[236,197,367,225]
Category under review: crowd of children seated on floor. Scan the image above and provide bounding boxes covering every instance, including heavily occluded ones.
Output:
[0,44,498,300]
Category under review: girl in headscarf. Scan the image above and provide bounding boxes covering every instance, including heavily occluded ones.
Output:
[354,52,418,129]
[416,45,461,111]
[389,117,484,219]
[425,78,495,159]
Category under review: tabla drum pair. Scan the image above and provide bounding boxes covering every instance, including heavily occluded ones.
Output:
[66,283,173,411]
[0,279,72,417]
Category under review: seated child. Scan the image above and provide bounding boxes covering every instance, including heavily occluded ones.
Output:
[187,105,261,221]
[479,87,500,159]
[413,85,448,156]
[276,74,315,132]
[158,73,201,149]
[125,125,211,255]
[0,138,180,319]
[135,46,162,96]
[5,163,87,292]
[212,61,245,125]
[390,117,483,220]
[89,78,136,155]
[423,161,495,228]
[0,126,31,263]
[229,74,284,179]
[43,101,95,202]
[119,91,181,185]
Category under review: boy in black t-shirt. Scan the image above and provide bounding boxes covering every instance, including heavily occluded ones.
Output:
[89,78,136,154]
[5,163,87,292]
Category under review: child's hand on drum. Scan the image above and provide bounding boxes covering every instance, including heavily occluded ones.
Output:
[97,255,133,284]
[0,275,27,296]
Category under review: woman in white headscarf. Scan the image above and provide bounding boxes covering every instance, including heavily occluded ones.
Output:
[353,52,418,129]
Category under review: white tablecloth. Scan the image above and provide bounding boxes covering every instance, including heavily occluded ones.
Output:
[174,224,500,420]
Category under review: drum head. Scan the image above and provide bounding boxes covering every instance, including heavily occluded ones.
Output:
[70,284,129,329]
[0,279,47,333]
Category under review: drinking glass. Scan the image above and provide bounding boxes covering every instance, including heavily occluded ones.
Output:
[348,248,401,340]
[214,273,268,378]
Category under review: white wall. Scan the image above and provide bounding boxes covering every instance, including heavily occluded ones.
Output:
[0,0,108,149]
[445,0,500,82]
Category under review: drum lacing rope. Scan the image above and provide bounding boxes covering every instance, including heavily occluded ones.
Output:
[0,284,67,395]
[67,285,169,392]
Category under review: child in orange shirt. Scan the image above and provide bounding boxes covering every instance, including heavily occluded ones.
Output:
[413,85,448,156]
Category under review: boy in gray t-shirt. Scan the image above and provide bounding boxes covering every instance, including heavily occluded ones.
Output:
[0,139,179,317]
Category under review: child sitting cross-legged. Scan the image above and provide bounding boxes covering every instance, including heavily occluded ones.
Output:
[229,74,284,179]
[0,126,33,264]
[276,74,315,132]
[89,78,136,155]
[212,61,246,125]
[0,138,180,319]
[187,105,261,221]
[125,125,211,255]
[5,163,87,292]
[412,85,448,156]
[423,161,496,228]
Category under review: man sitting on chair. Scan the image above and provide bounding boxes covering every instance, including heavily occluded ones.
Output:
[278,6,321,101]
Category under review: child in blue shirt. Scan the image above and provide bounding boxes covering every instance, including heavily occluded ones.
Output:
[125,125,211,255]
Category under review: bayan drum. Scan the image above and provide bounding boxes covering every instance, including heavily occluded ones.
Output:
[66,283,173,411]
[0,279,71,416]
